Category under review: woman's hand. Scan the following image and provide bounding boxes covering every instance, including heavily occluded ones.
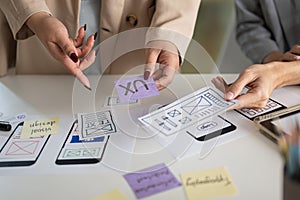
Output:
[144,40,180,90]
[26,12,96,87]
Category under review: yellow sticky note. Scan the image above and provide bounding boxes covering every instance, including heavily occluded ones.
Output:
[91,189,127,200]
[21,117,60,138]
[181,167,237,200]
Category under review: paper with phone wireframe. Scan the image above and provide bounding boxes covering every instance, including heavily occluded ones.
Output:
[138,87,238,136]
[77,110,117,140]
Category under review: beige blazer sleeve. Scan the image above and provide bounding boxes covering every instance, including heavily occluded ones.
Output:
[146,0,201,57]
[0,10,16,76]
[0,0,51,40]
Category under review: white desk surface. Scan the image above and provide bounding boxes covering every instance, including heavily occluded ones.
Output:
[1,74,299,200]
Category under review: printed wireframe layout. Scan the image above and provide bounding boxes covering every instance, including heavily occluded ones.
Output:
[139,87,237,136]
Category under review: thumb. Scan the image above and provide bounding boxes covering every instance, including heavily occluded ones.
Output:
[144,48,160,80]
[225,73,252,100]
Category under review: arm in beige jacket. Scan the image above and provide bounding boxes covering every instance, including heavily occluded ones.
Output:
[146,0,201,57]
[0,0,51,40]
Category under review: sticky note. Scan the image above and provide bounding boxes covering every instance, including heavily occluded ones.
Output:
[181,167,237,200]
[114,75,159,103]
[21,117,60,138]
[91,189,127,200]
[123,163,181,199]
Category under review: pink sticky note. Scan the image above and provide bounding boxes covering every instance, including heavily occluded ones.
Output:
[114,75,159,103]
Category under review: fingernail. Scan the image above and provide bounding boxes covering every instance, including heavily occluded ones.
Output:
[225,91,234,100]
[84,24,87,31]
[212,77,220,84]
[70,53,78,63]
[84,85,92,91]
[144,71,150,80]
[94,32,98,41]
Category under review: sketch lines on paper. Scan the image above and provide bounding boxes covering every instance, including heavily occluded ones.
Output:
[138,87,237,136]
[79,110,116,139]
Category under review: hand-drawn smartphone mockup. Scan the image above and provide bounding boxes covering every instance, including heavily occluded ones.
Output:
[0,122,50,167]
[56,121,109,165]
[186,115,236,141]
[235,98,286,120]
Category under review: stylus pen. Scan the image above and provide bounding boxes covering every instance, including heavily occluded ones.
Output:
[0,121,12,132]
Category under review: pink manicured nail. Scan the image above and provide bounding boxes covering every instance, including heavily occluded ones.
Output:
[144,71,150,80]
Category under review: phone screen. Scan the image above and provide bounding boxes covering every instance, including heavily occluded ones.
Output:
[0,122,50,167]
[56,121,109,165]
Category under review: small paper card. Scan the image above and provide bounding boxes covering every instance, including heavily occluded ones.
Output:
[91,189,127,200]
[77,110,116,139]
[181,167,237,200]
[114,75,159,103]
[20,117,60,138]
[104,96,139,107]
[123,163,181,199]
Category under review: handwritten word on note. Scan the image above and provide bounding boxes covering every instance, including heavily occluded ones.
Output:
[114,75,159,103]
[181,167,237,200]
[91,189,127,200]
[21,117,60,138]
[123,163,181,199]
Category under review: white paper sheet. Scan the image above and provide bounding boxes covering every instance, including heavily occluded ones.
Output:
[138,87,237,136]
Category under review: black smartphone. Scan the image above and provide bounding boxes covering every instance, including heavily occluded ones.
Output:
[186,115,236,141]
[0,122,50,167]
[55,120,109,165]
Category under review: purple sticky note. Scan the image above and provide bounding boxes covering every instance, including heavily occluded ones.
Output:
[123,163,181,199]
[114,75,159,103]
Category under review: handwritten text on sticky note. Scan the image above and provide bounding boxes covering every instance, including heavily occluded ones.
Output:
[181,167,237,200]
[114,75,159,103]
[21,117,60,138]
[123,163,181,199]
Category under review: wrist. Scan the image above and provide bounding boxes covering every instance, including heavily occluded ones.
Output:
[269,61,300,89]
[262,51,283,64]
[26,12,51,34]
